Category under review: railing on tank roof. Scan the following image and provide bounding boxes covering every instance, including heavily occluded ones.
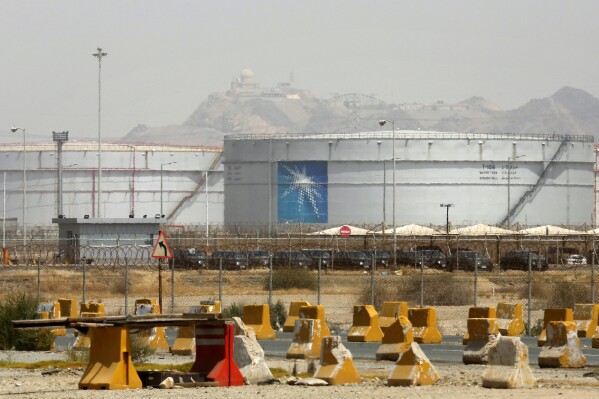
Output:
[225,131,594,143]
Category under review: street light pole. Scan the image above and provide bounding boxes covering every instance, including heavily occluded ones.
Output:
[160,161,177,218]
[11,127,26,262]
[379,120,396,267]
[440,203,454,235]
[92,48,107,218]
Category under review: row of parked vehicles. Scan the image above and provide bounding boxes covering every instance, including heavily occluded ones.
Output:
[173,247,577,271]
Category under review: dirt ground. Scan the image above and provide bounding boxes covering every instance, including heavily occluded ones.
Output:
[0,353,598,399]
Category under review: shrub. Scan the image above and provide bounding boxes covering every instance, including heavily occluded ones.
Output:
[130,333,156,363]
[526,318,544,337]
[265,268,316,291]
[0,292,54,351]
[358,281,398,311]
[396,273,473,306]
[269,300,287,330]
[222,302,244,319]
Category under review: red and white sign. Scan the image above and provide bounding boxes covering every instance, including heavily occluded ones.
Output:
[151,231,173,259]
[339,225,351,238]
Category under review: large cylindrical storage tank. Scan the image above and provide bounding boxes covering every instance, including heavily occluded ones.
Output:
[0,142,223,229]
[223,132,594,229]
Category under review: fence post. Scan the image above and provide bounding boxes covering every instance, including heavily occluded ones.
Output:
[36,256,41,304]
[527,253,532,336]
[317,255,321,305]
[473,258,478,307]
[218,257,223,304]
[420,253,424,308]
[592,238,596,303]
[268,255,273,307]
[124,256,129,315]
[82,256,86,304]
[171,257,175,314]
[370,253,375,306]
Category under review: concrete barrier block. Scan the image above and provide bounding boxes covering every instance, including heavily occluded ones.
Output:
[299,305,331,336]
[348,305,384,342]
[538,308,573,347]
[172,302,223,356]
[538,321,586,368]
[283,301,311,332]
[463,318,500,365]
[408,307,442,344]
[287,318,328,359]
[496,303,525,337]
[379,301,408,334]
[233,317,273,385]
[463,306,496,344]
[376,316,413,361]
[387,342,440,386]
[314,336,361,385]
[573,303,599,338]
[73,302,106,349]
[57,298,78,318]
[481,336,535,389]
[135,299,169,352]
[242,304,276,340]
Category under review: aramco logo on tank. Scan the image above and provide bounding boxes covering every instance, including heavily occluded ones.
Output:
[277,161,328,223]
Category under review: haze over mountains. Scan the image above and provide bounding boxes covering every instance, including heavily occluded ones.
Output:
[122,81,599,147]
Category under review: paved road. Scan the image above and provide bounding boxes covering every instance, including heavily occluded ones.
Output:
[55,330,599,366]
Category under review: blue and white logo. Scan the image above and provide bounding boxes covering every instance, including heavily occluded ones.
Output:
[277,161,328,223]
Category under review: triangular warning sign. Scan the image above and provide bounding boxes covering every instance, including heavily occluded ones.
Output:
[151,231,173,259]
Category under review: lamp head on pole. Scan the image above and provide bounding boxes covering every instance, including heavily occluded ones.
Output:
[378,120,387,127]
[10,127,24,133]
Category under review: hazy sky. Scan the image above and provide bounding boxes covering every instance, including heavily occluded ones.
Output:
[1,0,599,142]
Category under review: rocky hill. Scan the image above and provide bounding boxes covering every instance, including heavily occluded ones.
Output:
[120,86,599,146]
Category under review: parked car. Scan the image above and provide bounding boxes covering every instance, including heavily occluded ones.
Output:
[244,250,271,268]
[173,248,207,269]
[447,250,493,272]
[273,251,313,268]
[302,249,331,269]
[566,254,587,265]
[419,249,447,269]
[333,250,372,269]
[363,250,391,267]
[396,250,424,268]
[209,251,248,270]
[499,250,548,271]
[547,247,581,265]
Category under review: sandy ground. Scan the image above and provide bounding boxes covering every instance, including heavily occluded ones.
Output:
[0,352,598,399]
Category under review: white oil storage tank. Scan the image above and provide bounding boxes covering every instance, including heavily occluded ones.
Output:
[223,131,594,229]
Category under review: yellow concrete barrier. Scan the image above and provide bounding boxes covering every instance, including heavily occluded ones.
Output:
[538,320,586,368]
[573,303,599,338]
[314,336,361,385]
[172,301,222,356]
[37,301,64,346]
[348,305,384,342]
[78,326,142,389]
[408,307,442,344]
[134,299,169,351]
[283,301,311,332]
[287,318,328,359]
[58,298,79,318]
[463,318,499,364]
[242,304,276,340]
[379,301,408,335]
[482,336,535,389]
[299,305,331,336]
[463,307,496,344]
[73,302,105,349]
[376,316,413,361]
[496,303,525,337]
[538,308,573,347]
[387,342,440,386]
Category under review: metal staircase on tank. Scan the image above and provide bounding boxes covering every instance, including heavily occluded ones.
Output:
[499,138,569,226]
[167,152,222,221]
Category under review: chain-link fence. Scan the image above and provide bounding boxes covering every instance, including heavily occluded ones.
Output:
[1,234,598,334]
